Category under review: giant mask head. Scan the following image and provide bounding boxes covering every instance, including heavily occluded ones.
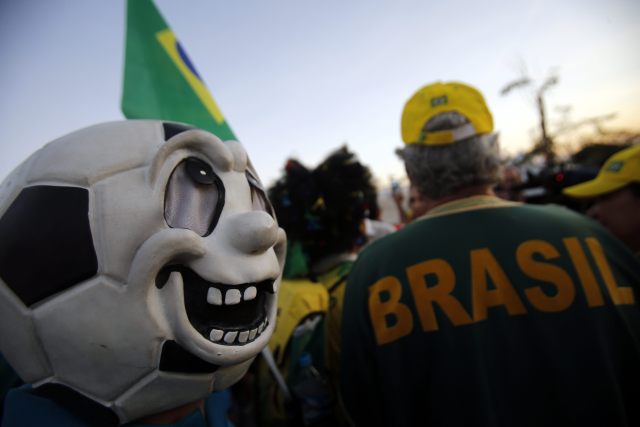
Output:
[0,121,286,424]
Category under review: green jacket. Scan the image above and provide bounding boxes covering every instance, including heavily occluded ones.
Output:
[340,197,640,427]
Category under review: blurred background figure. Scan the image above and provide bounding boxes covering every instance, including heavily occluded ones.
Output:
[269,146,380,276]
[252,146,379,427]
[563,144,640,255]
[494,164,524,201]
[407,184,431,219]
[391,183,429,223]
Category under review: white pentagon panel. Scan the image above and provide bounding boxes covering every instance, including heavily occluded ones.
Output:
[33,276,162,400]
[25,121,162,187]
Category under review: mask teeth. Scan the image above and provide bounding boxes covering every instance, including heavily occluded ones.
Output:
[206,281,272,306]
[208,319,268,345]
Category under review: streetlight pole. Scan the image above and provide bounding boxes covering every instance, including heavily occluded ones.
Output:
[501,74,558,167]
[536,76,558,166]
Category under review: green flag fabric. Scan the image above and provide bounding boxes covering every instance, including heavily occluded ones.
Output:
[121,0,236,140]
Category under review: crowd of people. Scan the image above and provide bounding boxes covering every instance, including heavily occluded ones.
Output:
[340,82,640,426]
[0,81,639,427]
[257,81,640,427]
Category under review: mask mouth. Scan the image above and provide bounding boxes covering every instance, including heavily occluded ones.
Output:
[156,266,275,345]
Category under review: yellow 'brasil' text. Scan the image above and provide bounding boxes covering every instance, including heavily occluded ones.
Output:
[368,237,635,346]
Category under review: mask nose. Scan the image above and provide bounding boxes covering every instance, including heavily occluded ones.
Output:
[227,211,279,254]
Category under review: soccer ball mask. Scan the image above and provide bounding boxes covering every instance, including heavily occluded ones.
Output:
[0,121,286,424]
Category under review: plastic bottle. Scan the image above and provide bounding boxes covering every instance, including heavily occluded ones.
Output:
[292,352,333,426]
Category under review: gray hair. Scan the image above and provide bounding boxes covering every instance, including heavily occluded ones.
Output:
[401,130,502,200]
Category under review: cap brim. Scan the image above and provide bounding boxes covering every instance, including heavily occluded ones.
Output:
[562,177,629,199]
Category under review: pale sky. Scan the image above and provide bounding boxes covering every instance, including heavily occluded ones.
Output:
[1,0,638,190]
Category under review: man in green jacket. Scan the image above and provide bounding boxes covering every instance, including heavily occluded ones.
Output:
[340,81,640,427]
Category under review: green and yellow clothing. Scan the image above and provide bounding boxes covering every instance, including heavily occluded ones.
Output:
[340,196,640,427]
[256,256,353,427]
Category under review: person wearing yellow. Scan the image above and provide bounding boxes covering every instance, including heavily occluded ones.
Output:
[339,81,640,427]
[563,145,640,255]
[256,147,379,427]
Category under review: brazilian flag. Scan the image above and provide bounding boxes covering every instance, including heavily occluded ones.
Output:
[121,0,237,140]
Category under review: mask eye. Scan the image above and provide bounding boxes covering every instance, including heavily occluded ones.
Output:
[165,157,225,236]
[246,172,272,216]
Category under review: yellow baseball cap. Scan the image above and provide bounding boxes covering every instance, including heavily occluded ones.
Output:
[401,81,494,145]
[563,144,640,198]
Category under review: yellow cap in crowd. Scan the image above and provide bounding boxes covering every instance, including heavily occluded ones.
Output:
[563,144,640,198]
[401,81,494,145]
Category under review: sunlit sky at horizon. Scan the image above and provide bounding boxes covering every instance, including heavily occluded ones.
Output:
[1,0,638,190]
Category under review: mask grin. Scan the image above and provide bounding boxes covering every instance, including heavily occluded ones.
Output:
[156,265,276,346]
